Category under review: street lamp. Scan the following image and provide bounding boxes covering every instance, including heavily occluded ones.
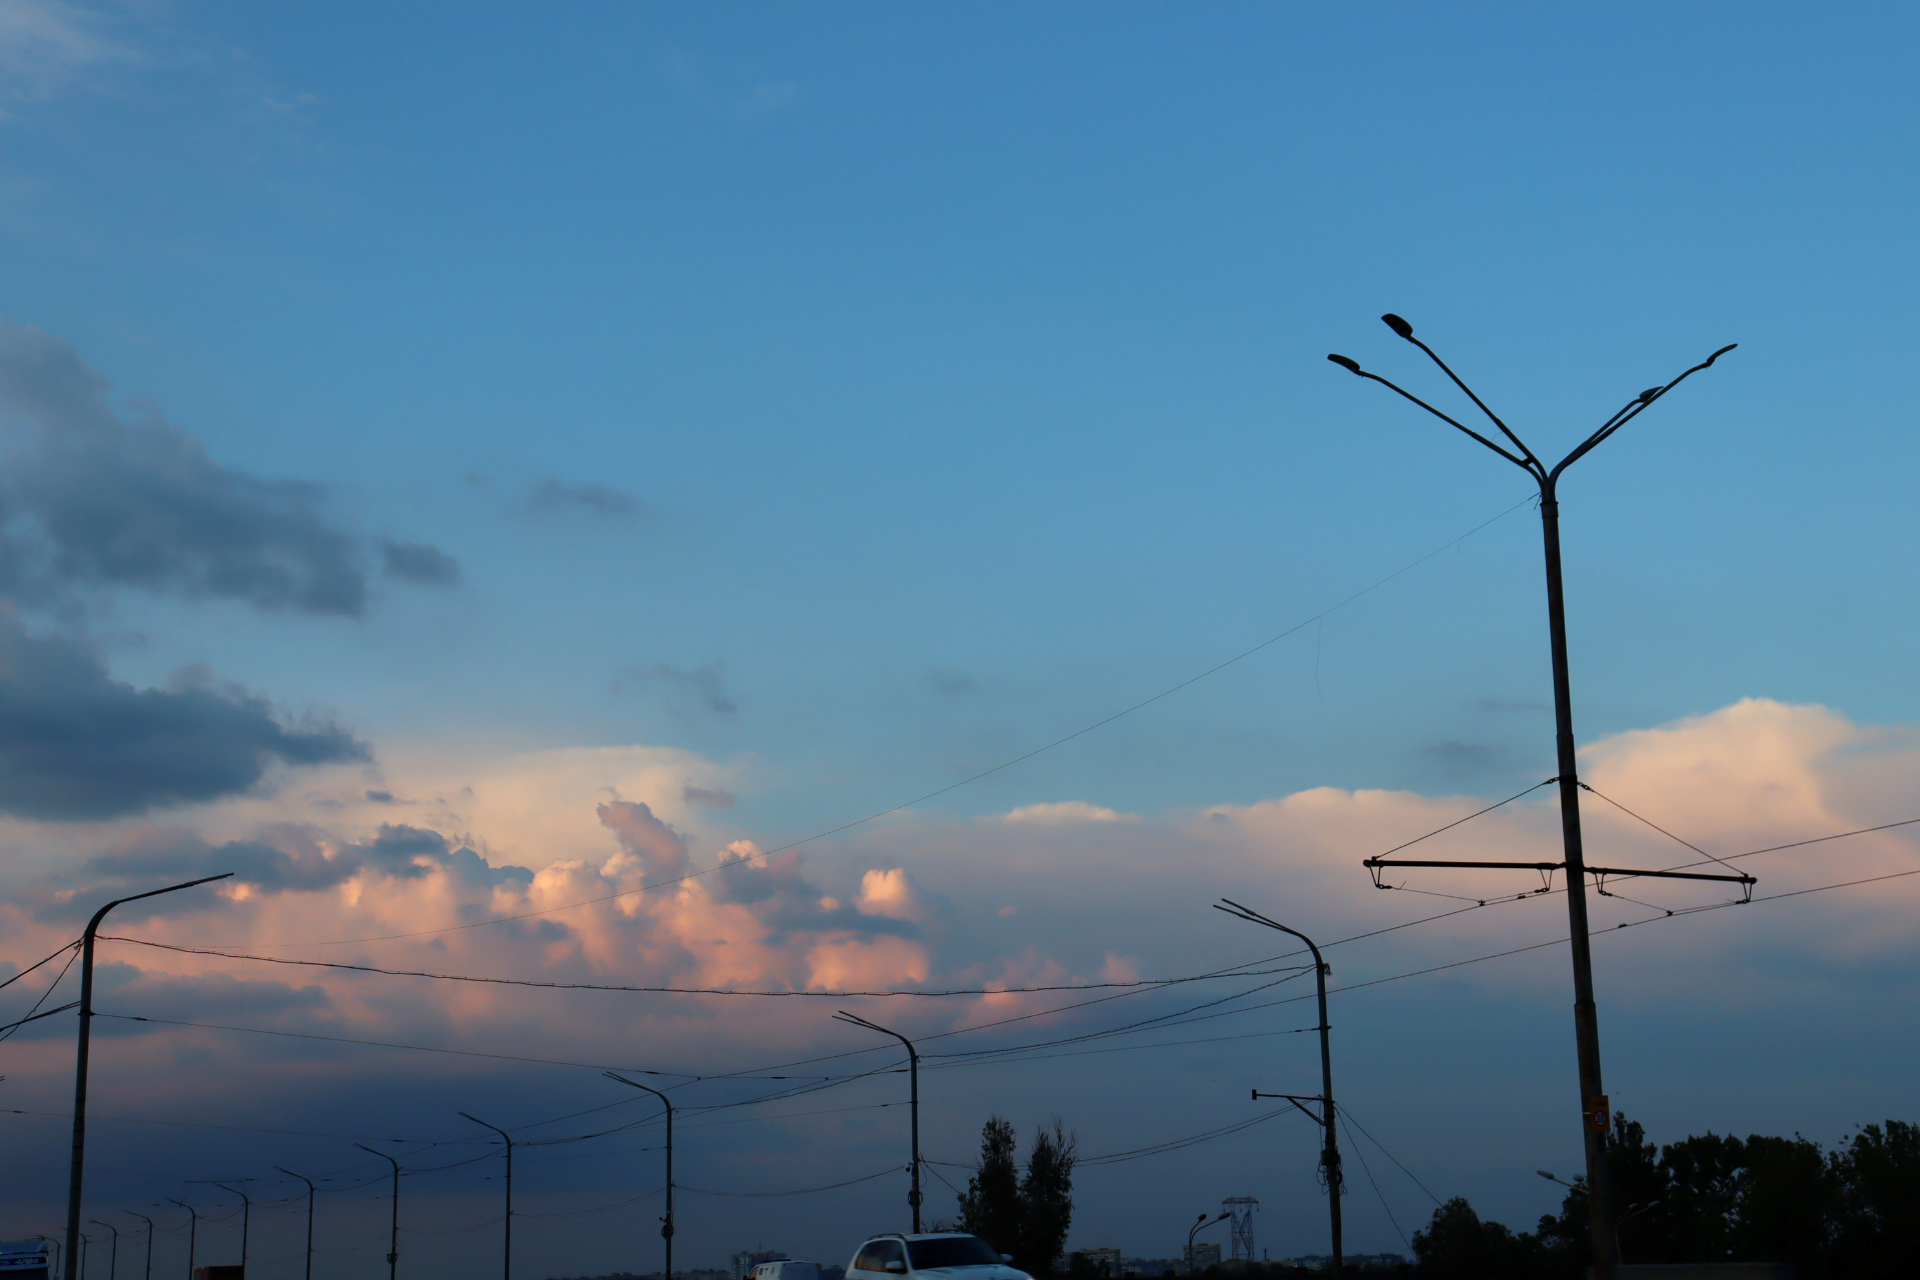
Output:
[459,1112,516,1280]
[833,1011,922,1232]
[1185,1212,1229,1272]
[119,1214,153,1280]
[1214,902,1343,1280]
[206,1185,249,1274]
[274,1168,317,1280]
[86,1221,116,1280]
[1329,315,1738,1280]
[604,1074,675,1280]
[354,1145,402,1280]
[65,874,233,1280]
[161,1202,196,1280]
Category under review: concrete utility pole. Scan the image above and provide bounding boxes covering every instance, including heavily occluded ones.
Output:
[1328,316,1741,1280]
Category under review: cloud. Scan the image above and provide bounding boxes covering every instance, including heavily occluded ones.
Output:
[0,609,366,819]
[1000,801,1137,825]
[0,0,138,104]
[0,699,1914,1262]
[598,799,689,879]
[378,538,460,586]
[0,318,458,615]
[614,662,738,716]
[525,477,641,519]
[79,821,528,899]
[683,784,736,809]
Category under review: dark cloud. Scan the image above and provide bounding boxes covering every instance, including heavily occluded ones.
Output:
[525,477,641,519]
[925,667,976,694]
[80,822,532,897]
[613,662,738,715]
[682,784,735,809]
[0,612,368,820]
[0,318,457,615]
[379,538,461,585]
[712,846,920,939]
[598,800,689,878]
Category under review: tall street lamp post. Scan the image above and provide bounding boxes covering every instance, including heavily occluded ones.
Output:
[86,1221,116,1280]
[1214,902,1342,1280]
[161,1202,196,1280]
[459,1113,516,1280]
[355,1145,402,1280]
[207,1186,249,1274]
[274,1167,317,1280]
[833,1011,922,1233]
[119,1213,153,1280]
[604,1073,675,1280]
[65,874,233,1280]
[1328,315,1737,1280]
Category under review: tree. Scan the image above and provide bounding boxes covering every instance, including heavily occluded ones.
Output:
[957,1116,1078,1275]
[1828,1120,1920,1277]
[1412,1198,1554,1272]
[1020,1120,1078,1274]
[959,1117,1023,1259]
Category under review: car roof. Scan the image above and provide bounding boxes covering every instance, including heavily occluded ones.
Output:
[863,1234,979,1242]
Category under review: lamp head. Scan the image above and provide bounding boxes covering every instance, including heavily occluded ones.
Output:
[1327,354,1362,374]
[1380,313,1414,339]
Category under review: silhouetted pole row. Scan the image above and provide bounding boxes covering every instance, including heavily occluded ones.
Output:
[355,1144,402,1280]
[274,1166,318,1280]
[1329,314,1740,1280]
[834,1011,922,1233]
[460,1112,516,1280]
[1215,903,1342,1280]
[65,874,233,1280]
[605,1073,676,1280]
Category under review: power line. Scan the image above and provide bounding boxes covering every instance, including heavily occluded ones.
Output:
[680,1166,900,1197]
[96,936,1302,998]
[94,1013,696,1077]
[212,496,1536,952]
[0,939,78,993]
[1336,1105,1441,1206]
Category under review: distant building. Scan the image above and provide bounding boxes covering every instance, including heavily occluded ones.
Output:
[1182,1244,1221,1273]
[1120,1258,1180,1276]
[1075,1248,1123,1277]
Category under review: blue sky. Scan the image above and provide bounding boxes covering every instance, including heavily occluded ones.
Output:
[2,3,1918,1277]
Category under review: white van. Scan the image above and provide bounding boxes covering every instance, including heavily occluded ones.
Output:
[754,1262,823,1280]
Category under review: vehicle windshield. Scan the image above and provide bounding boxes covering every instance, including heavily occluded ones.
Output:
[908,1238,1002,1269]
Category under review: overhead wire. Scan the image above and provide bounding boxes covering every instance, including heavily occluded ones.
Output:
[1339,1111,1409,1250]
[203,495,1536,952]
[94,937,1304,999]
